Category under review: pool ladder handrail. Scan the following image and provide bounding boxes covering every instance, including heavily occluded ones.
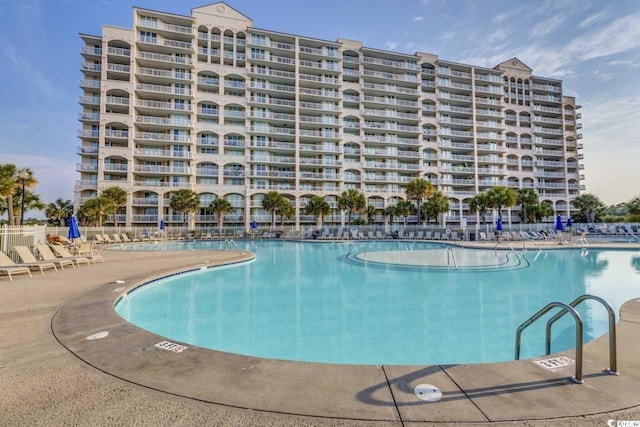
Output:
[345,243,366,259]
[515,301,584,383]
[446,247,458,269]
[522,239,542,257]
[494,242,522,261]
[224,238,238,249]
[545,294,618,376]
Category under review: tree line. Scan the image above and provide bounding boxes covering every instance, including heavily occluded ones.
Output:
[2,162,640,227]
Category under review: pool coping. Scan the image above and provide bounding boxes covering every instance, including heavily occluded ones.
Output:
[51,245,640,423]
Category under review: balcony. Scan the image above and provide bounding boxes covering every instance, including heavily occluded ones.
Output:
[135,115,192,127]
[133,181,192,188]
[78,112,100,122]
[136,83,192,97]
[137,50,193,66]
[107,47,130,57]
[132,214,159,223]
[105,129,129,139]
[134,132,191,144]
[106,63,130,74]
[76,163,99,172]
[79,96,100,106]
[132,198,159,206]
[134,148,193,159]
[103,163,128,172]
[81,63,102,73]
[77,130,100,139]
[137,67,192,81]
[79,79,101,89]
[77,146,99,155]
[133,165,191,174]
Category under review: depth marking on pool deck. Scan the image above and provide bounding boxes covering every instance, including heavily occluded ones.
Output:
[534,356,575,370]
[155,341,188,353]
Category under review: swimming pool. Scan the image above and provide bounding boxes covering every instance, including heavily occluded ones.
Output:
[113,241,640,365]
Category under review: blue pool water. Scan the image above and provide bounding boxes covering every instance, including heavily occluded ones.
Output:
[113,241,640,365]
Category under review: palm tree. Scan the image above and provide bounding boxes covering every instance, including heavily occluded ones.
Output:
[532,201,554,223]
[45,198,74,226]
[365,205,377,224]
[405,178,434,224]
[469,193,490,225]
[337,189,365,225]
[304,195,330,229]
[384,205,398,226]
[209,197,234,235]
[262,191,283,229]
[486,186,517,219]
[0,189,45,224]
[573,193,605,223]
[102,186,127,228]
[395,200,413,227]
[278,198,295,228]
[77,196,113,227]
[0,164,18,225]
[516,188,539,224]
[421,190,450,224]
[14,168,38,225]
[169,189,200,227]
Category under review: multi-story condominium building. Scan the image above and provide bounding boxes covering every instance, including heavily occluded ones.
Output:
[76,2,584,228]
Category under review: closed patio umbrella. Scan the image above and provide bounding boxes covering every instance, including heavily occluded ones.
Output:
[68,216,81,241]
[555,215,564,231]
[566,217,572,228]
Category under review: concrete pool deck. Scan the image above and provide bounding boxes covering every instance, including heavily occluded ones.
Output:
[1,242,639,426]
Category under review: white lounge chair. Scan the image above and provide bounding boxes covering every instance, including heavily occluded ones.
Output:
[77,242,105,263]
[10,247,57,274]
[0,251,32,281]
[51,245,92,267]
[35,245,77,270]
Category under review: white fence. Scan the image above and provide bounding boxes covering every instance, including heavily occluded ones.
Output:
[0,225,48,262]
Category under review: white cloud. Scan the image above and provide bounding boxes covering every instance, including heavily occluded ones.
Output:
[440,31,455,42]
[384,41,397,51]
[529,15,565,39]
[493,13,508,23]
[579,96,640,203]
[579,9,608,28]
[412,16,424,23]
[565,12,640,62]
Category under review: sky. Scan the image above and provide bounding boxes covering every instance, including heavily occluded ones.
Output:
[0,0,639,210]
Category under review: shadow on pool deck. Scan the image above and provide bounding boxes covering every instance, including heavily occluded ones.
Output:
[2,245,640,425]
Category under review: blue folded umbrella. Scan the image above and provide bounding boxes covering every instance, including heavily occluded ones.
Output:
[68,216,81,240]
[496,217,503,231]
[555,215,564,231]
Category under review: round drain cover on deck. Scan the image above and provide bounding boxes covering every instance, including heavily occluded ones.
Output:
[414,383,442,402]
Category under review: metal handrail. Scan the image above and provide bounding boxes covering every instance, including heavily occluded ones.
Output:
[523,239,542,256]
[345,243,366,259]
[515,302,584,383]
[224,238,238,249]
[546,294,618,375]
[446,247,458,269]
[495,242,522,261]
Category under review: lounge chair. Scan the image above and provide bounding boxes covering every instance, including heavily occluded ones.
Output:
[94,234,105,244]
[0,251,33,281]
[479,232,488,241]
[425,231,433,240]
[50,245,91,267]
[407,231,415,239]
[10,247,57,274]
[34,245,77,270]
[77,242,105,263]
[433,232,441,240]
[450,231,459,241]
[574,232,589,245]
[112,234,122,243]
[416,231,424,240]
[367,231,375,240]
